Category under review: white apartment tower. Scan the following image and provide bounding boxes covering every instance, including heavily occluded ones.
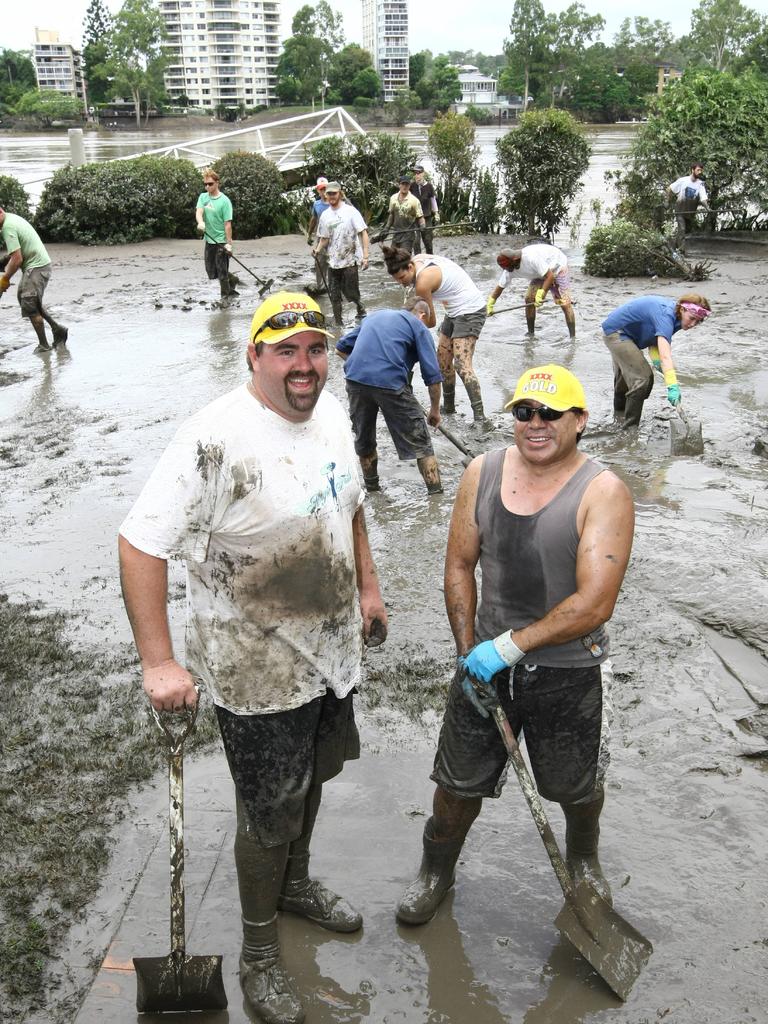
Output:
[160,0,280,111]
[362,0,409,102]
[33,30,85,103]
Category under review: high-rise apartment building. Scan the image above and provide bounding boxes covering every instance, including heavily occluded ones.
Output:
[361,0,408,102]
[33,30,85,103]
[160,0,280,111]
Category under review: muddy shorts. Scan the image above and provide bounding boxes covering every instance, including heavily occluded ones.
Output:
[439,307,486,341]
[18,265,51,318]
[346,380,434,460]
[216,689,360,847]
[530,268,572,306]
[204,240,230,282]
[431,661,612,804]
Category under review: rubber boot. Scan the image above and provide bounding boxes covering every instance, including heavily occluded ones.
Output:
[332,301,344,327]
[278,782,362,932]
[441,384,456,414]
[359,451,380,492]
[465,378,493,433]
[417,455,443,495]
[396,818,464,925]
[235,796,304,1024]
[622,392,645,429]
[562,791,612,906]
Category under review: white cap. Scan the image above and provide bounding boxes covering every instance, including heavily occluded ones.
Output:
[316,176,328,188]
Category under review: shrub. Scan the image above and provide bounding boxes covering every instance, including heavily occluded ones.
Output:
[496,109,590,239]
[211,150,293,238]
[0,175,31,220]
[464,103,495,125]
[34,156,202,244]
[471,168,500,234]
[584,219,689,278]
[303,132,417,225]
[428,112,478,221]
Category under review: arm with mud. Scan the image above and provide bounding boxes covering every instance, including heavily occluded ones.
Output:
[118,534,198,712]
[444,456,484,655]
[506,473,635,655]
[352,506,388,645]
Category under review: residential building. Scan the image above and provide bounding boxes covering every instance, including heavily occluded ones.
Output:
[454,65,497,110]
[656,62,682,94]
[362,0,408,103]
[159,0,280,111]
[32,29,85,103]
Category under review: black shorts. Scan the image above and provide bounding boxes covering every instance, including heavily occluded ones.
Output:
[346,380,434,460]
[216,689,360,846]
[431,662,611,804]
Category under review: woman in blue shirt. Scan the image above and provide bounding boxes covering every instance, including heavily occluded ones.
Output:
[601,293,711,427]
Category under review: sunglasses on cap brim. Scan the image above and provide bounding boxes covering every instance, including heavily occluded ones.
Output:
[512,404,580,422]
[254,309,327,338]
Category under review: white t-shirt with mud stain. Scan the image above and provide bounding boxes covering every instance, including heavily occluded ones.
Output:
[498,243,567,288]
[317,202,366,269]
[120,384,365,715]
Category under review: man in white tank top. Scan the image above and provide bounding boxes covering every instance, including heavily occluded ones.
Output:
[382,245,493,432]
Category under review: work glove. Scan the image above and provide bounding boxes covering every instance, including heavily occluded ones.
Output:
[460,670,498,719]
[0,275,10,293]
[667,384,682,406]
[534,288,546,308]
[486,294,496,316]
[224,243,232,254]
[460,631,525,685]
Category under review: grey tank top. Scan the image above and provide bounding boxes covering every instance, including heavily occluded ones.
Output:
[475,449,609,668]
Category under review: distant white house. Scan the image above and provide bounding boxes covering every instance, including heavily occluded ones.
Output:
[452,65,524,119]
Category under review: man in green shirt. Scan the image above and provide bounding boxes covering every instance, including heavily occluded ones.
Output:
[378,177,425,254]
[0,207,68,351]
[195,169,238,300]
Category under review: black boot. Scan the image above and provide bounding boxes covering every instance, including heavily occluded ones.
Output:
[465,379,493,433]
[562,792,612,905]
[359,452,380,492]
[396,818,464,925]
[278,850,362,932]
[622,393,645,428]
[240,916,305,1024]
[441,384,456,414]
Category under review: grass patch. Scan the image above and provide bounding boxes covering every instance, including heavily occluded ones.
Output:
[0,594,219,1021]
[362,654,454,719]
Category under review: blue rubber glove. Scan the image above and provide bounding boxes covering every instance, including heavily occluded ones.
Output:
[460,672,497,719]
[461,639,509,683]
[667,384,682,406]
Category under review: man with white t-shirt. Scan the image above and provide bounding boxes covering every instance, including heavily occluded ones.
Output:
[313,181,369,327]
[486,243,576,339]
[118,291,387,1024]
[668,162,709,253]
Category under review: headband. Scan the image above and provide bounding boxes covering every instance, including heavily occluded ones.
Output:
[680,301,710,320]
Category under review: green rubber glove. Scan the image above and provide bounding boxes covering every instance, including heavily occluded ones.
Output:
[486,295,496,316]
[667,384,682,406]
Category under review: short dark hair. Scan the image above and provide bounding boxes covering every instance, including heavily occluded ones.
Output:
[382,244,413,276]
[405,296,429,317]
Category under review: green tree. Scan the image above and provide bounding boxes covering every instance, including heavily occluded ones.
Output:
[691,0,762,70]
[738,20,768,74]
[567,47,632,122]
[0,49,36,110]
[314,0,345,51]
[350,67,380,102]
[612,68,768,231]
[82,0,114,105]
[276,36,326,104]
[613,16,675,62]
[409,51,430,88]
[102,0,168,128]
[544,3,605,105]
[428,112,478,218]
[15,91,84,125]
[329,45,374,103]
[431,56,461,112]
[391,86,420,125]
[504,0,548,108]
[496,108,590,236]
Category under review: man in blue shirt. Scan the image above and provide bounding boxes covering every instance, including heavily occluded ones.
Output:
[307,176,330,294]
[601,293,711,427]
[337,299,444,494]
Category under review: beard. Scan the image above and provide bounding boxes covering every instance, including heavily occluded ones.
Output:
[284,372,321,411]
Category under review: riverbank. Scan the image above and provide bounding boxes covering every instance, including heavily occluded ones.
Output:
[1,232,767,1022]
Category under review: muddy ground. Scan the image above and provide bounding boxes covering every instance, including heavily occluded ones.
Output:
[0,232,767,1023]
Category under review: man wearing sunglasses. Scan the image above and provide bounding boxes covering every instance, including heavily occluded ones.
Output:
[397,364,634,928]
[602,292,711,427]
[195,168,238,299]
[119,291,387,1024]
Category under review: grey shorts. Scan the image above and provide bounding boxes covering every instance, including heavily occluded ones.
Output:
[346,380,434,460]
[18,265,51,318]
[216,689,360,846]
[439,307,486,341]
[431,662,612,804]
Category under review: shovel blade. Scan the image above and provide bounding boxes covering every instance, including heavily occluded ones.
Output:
[554,880,653,1002]
[670,411,704,456]
[134,953,227,1013]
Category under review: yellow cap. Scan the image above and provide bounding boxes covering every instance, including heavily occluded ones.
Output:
[504,364,587,412]
[249,291,333,345]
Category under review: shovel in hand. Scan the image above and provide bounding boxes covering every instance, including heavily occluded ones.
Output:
[466,674,653,1001]
[134,700,227,1013]
[669,402,704,456]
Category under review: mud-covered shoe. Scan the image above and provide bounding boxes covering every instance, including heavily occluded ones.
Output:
[52,326,69,347]
[396,826,464,925]
[278,878,362,933]
[566,851,612,905]
[240,955,305,1024]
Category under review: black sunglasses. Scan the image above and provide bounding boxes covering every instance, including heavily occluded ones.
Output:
[254,310,326,336]
[512,404,578,422]
[204,181,216,186]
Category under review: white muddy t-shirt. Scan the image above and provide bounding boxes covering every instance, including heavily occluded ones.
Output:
[120,385,365,715]
[317,203,366,269]
[498,243,567,288]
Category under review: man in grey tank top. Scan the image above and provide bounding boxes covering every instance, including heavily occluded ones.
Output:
[396,364,635,928]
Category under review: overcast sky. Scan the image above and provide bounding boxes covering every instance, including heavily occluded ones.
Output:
[5,0,768,56]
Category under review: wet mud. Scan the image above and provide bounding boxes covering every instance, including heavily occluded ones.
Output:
[1,232,767,1022]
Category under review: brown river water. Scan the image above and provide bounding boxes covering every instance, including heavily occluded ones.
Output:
[1,125,767,1022]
